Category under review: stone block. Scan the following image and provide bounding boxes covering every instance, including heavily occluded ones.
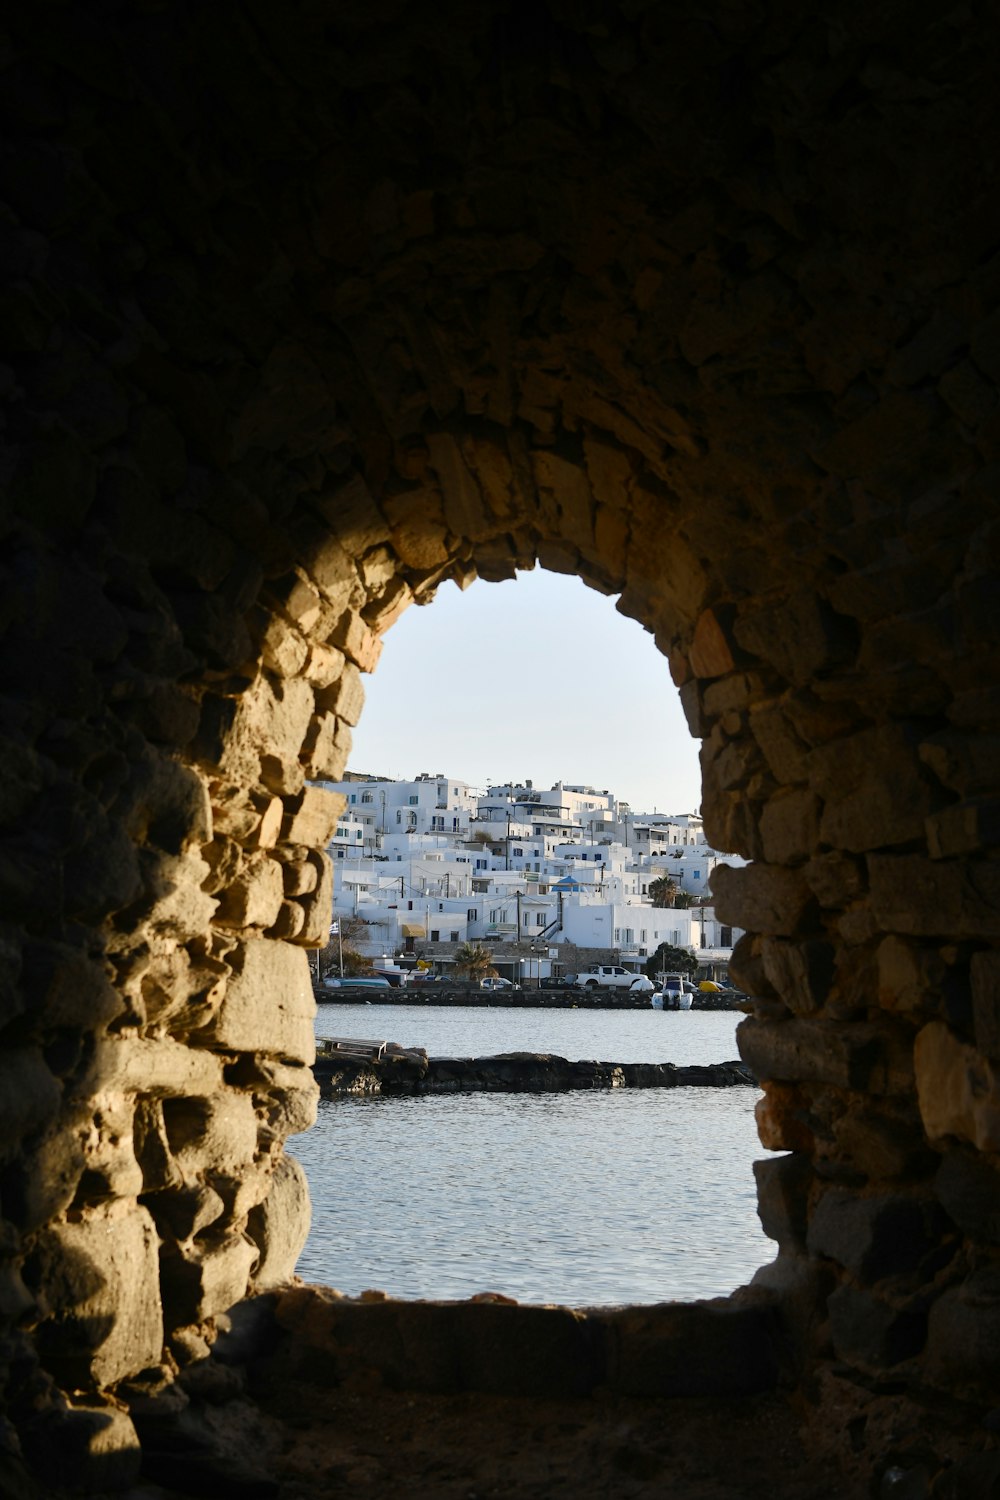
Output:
[734,591,855,687]
[811,390,938,480]
[934,1149,1000,1244]
[711,862,816,938]
[34,1208,163,1387]
[868,854,1000,940]
[247,1152,311,1289]
[0,1048,61,1162]
[739,1016,912,1095]
[327,609,382,673]
[133,1098,184,1194]
[760,790,820,864]
[315,660,365,725]
[259,612,308,677]
[19,1403,141,1493]
[279,785,343,848]
[918,731,1000,796]
[228,1055,318,1138]
[754,1152,811,1251]
[214,853,284,929]
[72,1038,224,1101]
[267,900,307,939]
[760,938,835,1016]
[21,938,123,1030]
[162,1092,259,1177]
[926,799,1000,859]
[748,701,810,782]
[971,950,1000,1058]
[205,938,315,1062]
[136,849,219,942]
[806,1188,941,1281]
[146,1182,226,1245]
[876,937,948,1017]
[689,607,739,679]
[832,1107,933,1182]
[827,1284,926,1368]
[754,1084,814,1152]
[925,1266,1000,1397]
[160,1232,259,1326]
[801,852,867,910]
[914,1021,1000,1150]
[295,853,333,945]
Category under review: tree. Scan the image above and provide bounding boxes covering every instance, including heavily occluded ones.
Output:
[453,943,497,982]
[644,941,698,981]
[320,915,374,976]
[648,875,678,908]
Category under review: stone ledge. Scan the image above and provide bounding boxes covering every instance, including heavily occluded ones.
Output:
[271,1283,781,1399]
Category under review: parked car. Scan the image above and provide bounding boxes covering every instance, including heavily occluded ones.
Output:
[479,976,521,992]
[539,973,578,989]
[574,966,647,989]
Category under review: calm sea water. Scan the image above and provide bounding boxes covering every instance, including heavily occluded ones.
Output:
[291,1005,777,1306]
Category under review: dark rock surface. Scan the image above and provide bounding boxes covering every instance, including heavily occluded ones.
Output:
[313,1044,756,1096]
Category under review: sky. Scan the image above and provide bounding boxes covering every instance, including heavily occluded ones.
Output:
[346,568,703,815]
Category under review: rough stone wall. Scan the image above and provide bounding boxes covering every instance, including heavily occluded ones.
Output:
[1,0,999,1484]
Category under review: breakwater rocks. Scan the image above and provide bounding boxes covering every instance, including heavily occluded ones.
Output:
[313,1040,756,1096]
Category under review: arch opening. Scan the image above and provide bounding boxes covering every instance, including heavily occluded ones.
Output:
[3,1,999,1488]
[292,564,769,1307]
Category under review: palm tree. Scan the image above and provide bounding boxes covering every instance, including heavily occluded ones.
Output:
[453,943,497,982]
[648,876,678,908]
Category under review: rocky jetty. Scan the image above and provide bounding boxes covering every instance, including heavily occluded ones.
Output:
[313,1040,756,1096]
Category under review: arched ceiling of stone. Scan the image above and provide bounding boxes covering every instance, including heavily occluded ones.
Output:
[4,0,994,724]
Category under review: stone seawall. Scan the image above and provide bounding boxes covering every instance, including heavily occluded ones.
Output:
[313,1045,756,1096]
[315,984,743,1011]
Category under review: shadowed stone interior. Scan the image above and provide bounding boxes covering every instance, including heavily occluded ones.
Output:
[1,1,999,1492]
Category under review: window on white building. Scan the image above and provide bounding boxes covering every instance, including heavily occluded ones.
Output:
[408,795,419,805]
[467,908,477,921]
[361,792,372,803]
[450,931,459,942]
[535,913,546,926]
[721,926,733,946]
[430,930,439,942]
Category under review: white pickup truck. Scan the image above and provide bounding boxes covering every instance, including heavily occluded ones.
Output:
[575,965,653,991]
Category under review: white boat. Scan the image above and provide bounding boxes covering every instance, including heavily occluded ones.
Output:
[651,987,693,1011]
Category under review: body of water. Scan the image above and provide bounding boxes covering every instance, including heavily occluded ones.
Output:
[291,1005,777,1306]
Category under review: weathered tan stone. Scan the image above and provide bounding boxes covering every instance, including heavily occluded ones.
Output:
[689,609,738,679]
[914,1021,1000,1151]
[248,1152,311,1289]
[35,1208,163,1386]
[876,937,948,1017]
[71,1039,225,1101]
[164,1091,260,1177]
[280,785,344,847]
[204,938,315,1061]
[327,610,382,673]
[711,862,815,937]
[214,853,285,929]
[161,1233,259,1324]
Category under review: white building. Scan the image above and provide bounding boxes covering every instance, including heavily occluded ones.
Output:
[321,772,744,976]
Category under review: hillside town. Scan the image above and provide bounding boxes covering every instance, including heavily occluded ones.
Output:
[317,772,746,985]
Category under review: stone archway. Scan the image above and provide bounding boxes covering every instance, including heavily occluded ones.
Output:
[2,1,999,1492]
